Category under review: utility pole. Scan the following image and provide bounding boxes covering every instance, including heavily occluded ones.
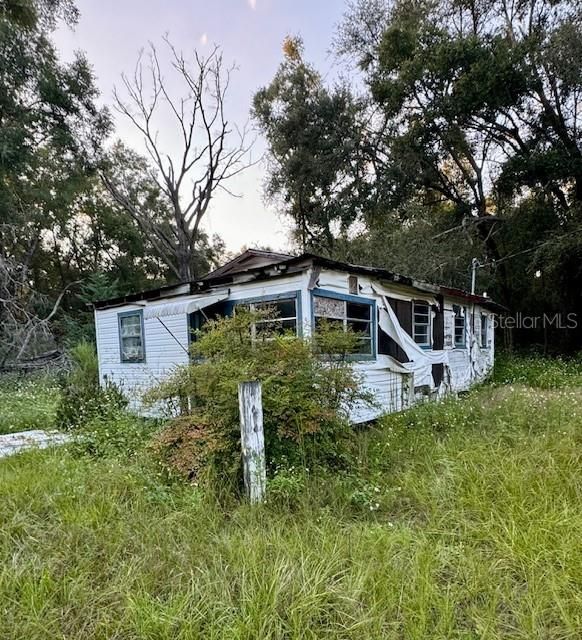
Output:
[471,257,480,295]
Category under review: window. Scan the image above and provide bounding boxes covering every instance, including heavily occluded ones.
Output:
[480,314,488,348]
[188,301,234,344]
[313,292,374,356]
[348,275,358,295]
[234,293,300,338]
[252,297,298,336]
[118,310,145,362]
[453,305,466,348]
[413,301,431,347]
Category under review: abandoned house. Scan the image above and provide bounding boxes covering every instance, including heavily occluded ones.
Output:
[93,250,500,422]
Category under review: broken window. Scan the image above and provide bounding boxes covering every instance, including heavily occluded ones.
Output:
[313,293,374,356]
[232,293,300,340]
[118,310,145,362]
[252,297,298,336]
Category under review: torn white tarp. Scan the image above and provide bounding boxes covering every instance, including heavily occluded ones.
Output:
[377,294,450,389]
[143,291,229,320]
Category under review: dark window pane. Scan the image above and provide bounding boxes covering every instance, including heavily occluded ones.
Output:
[355,338,372,355]
[274,299,296,318]
[347,320,371,336]
[281,319,297,331]
[346,301,370,320]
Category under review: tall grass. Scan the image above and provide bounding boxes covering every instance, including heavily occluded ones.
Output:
[492,350,582,388]
[1,376,581,638]
[0,374,60,434]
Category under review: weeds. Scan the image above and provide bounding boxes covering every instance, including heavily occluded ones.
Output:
[0,374,59,434]
[1,361,581,638]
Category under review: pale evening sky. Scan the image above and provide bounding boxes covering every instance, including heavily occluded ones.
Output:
[55,0,348,255]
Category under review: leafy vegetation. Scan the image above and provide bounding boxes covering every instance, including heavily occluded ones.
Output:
[55,341,127,431]
[0,358,581,638]
[255,0,582,352]
[147,312,374,483]
[492,351,582,388]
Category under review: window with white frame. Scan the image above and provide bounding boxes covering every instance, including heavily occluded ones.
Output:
[453,305,466,348]
[313,293,374,356]
[480,314,488,348]
[413,301,431,347]
[118,311,145,362]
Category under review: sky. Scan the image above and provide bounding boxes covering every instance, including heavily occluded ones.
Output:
[54,0,349,255]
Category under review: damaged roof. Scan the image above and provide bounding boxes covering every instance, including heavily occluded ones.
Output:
[94,249,503,311]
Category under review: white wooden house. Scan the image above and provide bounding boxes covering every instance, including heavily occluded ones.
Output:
[94,250,501,422]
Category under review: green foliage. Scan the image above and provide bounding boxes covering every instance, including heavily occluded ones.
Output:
[1,360,582,637]
[70,408,160,461]
[257,0,582,352]
[146,311,374,483]
[253,36,368,253]
[493,351,582,389]
[267,466,308,508]
[0,374,60,434]
[55,341,127,430]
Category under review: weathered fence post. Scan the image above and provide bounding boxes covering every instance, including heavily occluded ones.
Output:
[238,381,266,504]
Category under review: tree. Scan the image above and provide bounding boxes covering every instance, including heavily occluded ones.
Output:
[104,39,254,281]
[336,0,582,348]
[253,36,369,254]
[0,0,111,364]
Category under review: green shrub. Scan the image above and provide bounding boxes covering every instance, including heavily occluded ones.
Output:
[146,311,375,484]
[70,407,160,460]
[267,466,308,508]
[56,341,127,430]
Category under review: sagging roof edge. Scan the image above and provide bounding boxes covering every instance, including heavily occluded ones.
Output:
[93,252,504,312]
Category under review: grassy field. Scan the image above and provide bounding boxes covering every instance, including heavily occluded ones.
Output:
[0,375,60,435]
[0,360,581,638]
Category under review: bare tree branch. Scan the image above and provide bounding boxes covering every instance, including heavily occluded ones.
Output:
[105,39,259,281]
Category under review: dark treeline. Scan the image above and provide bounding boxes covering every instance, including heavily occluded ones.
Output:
[254,0,582,353]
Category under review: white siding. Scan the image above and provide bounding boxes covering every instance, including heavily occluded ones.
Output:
[94,272,310,411]
[443,303,495,392]
[95,304,190,409]
[94,265,495,421]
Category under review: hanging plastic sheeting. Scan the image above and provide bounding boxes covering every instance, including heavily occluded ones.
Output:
[373,287,450,389]
[143,291,229,320]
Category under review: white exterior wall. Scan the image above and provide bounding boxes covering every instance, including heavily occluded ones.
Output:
[310,268,495,418]
[95,302,190,408]
[443,302,495,392]
[94,265,495,420]
[94,272,310,410]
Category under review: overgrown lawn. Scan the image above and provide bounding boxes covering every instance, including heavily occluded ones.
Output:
[0,375,60,434]
[1,374,581,638]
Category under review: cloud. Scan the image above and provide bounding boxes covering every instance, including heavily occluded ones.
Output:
[248,0,256,9]
[199,32,208,45]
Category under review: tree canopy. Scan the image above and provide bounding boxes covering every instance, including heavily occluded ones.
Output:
[255,0,582,351]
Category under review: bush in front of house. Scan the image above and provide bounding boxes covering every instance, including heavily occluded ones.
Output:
[55,341,127,431]
[56,341,160,459]
[146,311,375,485]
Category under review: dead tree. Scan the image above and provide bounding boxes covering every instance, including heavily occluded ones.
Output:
[104,38,256,282]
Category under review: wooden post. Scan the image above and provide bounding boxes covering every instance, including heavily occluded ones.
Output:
[238,381,266,504]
